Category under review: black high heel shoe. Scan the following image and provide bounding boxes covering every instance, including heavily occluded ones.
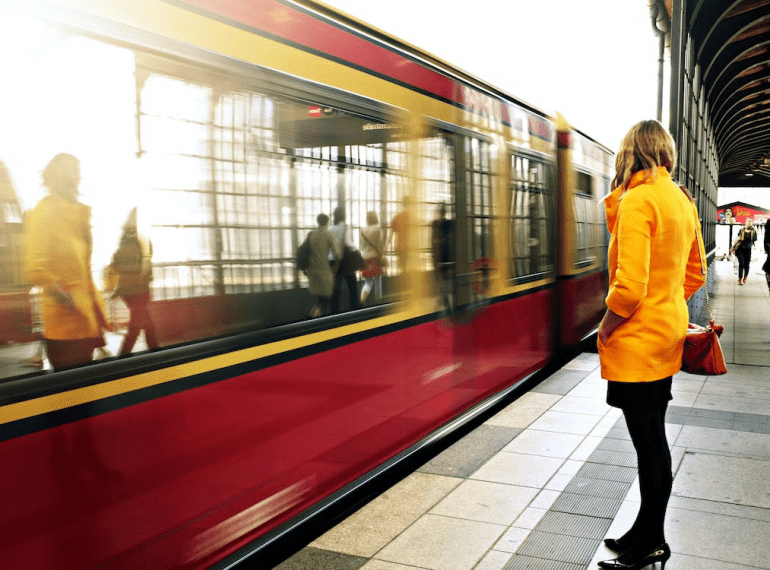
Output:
[598,542,671,569]
[603,535,635,553]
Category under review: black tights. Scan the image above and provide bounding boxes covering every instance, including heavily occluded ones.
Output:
[621,402,672,550]
[736,248,751,280]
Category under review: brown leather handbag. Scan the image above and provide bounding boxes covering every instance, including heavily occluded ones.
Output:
[682,321,727,375]
[681,223,727,375]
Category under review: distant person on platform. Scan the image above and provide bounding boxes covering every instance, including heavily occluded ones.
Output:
[763,221,770,293]
[110,207,158,355]
[731,218,757,285]
[25,153,112,370]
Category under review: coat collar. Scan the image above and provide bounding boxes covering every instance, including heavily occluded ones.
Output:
[602,167,671,232]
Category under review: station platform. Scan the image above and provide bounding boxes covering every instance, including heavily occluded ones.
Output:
[275,258,770,570]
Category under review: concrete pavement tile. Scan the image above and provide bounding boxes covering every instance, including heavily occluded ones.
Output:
[512,506,547,529]
[671,378,705,393]
[671,390,698,407]
[550,395,610,416]
[429,480,538,525]
[374,514,506,570]
[493,526,531,553]
[470,452,563,488]
[672,452,770,508]
[528,410,602,435]
[472,549,514,570]
[360,561,426,570]
[668,495,770,523]
[530,369,591,396]
[664,553,763,570]
[418,425,522,478]
[562,352,600,371]
[501,429,584,458]
[484,393,561,429]
[693,392,770,415]
[310,472,461,557]
[674,425,770,457]
[666,507,770,568]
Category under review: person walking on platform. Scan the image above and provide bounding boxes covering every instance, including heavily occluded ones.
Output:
[306,213,341,318]
[731,218,757,285]
[762,222,770,291]
[597,121,706,570]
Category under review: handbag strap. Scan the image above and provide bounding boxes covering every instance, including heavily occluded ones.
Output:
[361,229,383,258]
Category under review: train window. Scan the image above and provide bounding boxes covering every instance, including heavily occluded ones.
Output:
[509,155,554,279]
[0,20,427,379]
[573,171,598,267]
[466,138,493,263]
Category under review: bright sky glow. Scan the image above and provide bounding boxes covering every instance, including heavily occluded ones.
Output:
[320,0,665,154]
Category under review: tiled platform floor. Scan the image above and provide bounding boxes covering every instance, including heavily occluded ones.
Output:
[276,260,770,570]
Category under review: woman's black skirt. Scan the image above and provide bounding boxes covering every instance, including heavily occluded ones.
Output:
[606,376,673,411]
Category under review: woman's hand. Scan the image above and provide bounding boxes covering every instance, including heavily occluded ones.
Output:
[598,309,627,344]
[51,283,74,308]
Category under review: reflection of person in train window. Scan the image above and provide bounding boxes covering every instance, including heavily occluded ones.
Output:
[329,206,359,313]
[359,210,385,306]
[25,153,112,370]
[387,195,411,273]
[111,207,158,355]
[431,202,455,310]
[307,212,341,318]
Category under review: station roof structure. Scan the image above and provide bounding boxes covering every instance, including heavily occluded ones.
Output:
[652,0,770,187]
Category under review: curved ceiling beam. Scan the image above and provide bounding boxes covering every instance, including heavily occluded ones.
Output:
[710,63,770,134]
[712,85,770,148]
[717,104,770,152]
[704,37,770,97]
[719,126,770,163]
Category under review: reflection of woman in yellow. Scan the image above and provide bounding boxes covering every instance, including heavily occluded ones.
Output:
[25,153,111,370]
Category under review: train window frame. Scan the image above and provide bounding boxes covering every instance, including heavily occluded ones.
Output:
[573,169,600,269]
[507,148,556,284]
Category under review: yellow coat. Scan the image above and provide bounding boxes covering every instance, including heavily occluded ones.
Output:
[598,168,706,382]
[25,194,109,341]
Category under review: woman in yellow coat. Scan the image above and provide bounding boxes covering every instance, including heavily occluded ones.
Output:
[597,121,706,570]
[25,153,111,370]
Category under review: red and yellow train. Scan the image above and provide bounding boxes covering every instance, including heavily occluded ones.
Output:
[0,1,612,568]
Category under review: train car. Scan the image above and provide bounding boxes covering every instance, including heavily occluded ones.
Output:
[0,1,613,568]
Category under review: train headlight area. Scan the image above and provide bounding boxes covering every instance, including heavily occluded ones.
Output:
[0,0,766,568]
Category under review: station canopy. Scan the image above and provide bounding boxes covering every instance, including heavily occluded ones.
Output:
[654,1,770,187]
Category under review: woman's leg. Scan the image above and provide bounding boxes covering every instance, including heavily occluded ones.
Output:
[361,278,372,304]
[621,401,672,552]
[345,273,359,310]
[738,249,751,280]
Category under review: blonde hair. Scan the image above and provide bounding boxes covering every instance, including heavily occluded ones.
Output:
[612,120,676,191]
[42,153,80,193]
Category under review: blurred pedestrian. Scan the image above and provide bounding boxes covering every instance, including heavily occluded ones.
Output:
[597,121,706,570]
[431,202,455,311]
[360,210,385,305]
[111,207,158,355]
[25,153,112,370]
[306,213,341,317]
[763,221,770,292]
[329,206,359,313]
[731,218,757,285]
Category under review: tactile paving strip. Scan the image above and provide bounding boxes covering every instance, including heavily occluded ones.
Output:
[516,531,599,565]
[535,511,612,540]
[563,476,630,500]
[504,555,585,570]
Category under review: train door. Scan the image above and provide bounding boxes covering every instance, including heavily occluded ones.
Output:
[555,125,611,349]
